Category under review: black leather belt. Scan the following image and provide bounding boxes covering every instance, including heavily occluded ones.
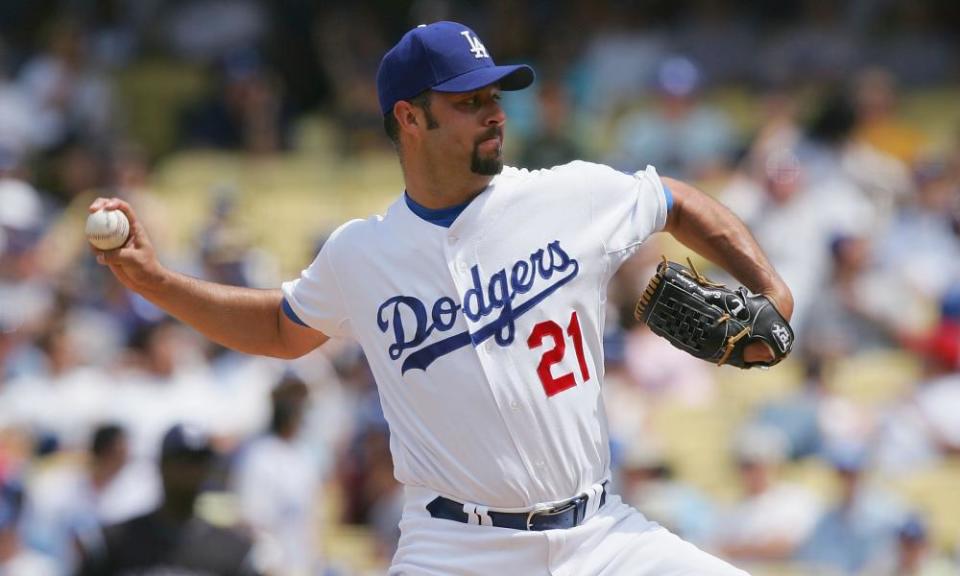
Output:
[426,483,607,531]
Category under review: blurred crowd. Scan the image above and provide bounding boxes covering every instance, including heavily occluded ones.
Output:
[0,1,959,575]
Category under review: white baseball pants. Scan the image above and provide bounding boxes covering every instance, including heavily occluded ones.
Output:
[390,486,749,576]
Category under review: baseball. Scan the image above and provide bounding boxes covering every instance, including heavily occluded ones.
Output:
[85,208,130,251]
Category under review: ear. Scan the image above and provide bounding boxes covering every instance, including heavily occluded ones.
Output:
[393,100,421,135]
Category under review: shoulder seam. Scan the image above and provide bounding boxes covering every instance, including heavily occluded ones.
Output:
[321,234,352,335]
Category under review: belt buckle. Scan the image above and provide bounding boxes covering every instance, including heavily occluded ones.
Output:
[525,495,585,530]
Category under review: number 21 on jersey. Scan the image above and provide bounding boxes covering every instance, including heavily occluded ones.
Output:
[526,311,591,397]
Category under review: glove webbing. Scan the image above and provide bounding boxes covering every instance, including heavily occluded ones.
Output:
[715,313,752,367]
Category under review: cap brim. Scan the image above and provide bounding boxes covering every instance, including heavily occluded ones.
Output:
[432,64,535,94]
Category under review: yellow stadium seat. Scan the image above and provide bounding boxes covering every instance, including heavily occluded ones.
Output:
[889,461,960,551]
[826,350,921,405]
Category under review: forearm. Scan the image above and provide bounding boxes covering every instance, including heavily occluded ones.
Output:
[662,177,794,319]
[141,269,290,357]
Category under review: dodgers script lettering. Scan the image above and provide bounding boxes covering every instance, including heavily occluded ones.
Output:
[377,240,580,373]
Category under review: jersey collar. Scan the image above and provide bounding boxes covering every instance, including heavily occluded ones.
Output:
[404,191,476,228]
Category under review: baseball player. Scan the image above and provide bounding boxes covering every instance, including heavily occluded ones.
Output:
[90,21,793,575]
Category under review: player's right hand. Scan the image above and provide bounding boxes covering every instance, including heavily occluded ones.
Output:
[88,197,166,293]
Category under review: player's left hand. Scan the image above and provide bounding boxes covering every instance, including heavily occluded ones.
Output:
[743,341,776,364]
[744,291,793,364]
[635,258,795,369]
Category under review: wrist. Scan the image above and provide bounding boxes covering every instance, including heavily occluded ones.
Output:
[139,261,173,297]
[762,286,794,321]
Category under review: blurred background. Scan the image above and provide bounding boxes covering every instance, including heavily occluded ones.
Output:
[0,0,959,574]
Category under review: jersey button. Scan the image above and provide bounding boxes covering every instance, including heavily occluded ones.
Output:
[448,235,458,244]
[456,260,468,273]
[509,400,520,411]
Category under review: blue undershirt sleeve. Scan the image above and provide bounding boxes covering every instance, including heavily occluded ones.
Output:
[663,183,674,212]
[282,298,308,327]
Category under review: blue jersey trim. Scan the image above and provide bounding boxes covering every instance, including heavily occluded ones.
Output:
[404,192,472,228]
[619,170,674,212]
[282,298,308,327]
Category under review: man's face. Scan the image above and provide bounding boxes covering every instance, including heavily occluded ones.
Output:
[418,85,506,176]
[161,456,212,502]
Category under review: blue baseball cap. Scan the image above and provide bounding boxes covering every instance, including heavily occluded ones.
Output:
[898,514,928,542]
[161,423,215,461]
[376,21,535,115]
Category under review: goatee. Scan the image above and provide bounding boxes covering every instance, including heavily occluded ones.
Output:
[471,154,503,175]
[471,127,504,175]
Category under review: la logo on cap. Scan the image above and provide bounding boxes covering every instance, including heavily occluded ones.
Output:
[460,31,489,59]
[375,21,534,115]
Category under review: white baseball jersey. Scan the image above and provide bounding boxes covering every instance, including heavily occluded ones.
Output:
[282,161,669,509]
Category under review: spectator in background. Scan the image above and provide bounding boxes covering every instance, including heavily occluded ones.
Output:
[232,376,323,576]
[23,424,158,569]
[871,2,957,88]
[617,440,716,546]
[672,0,756,86]
[0,145,46,259]
[796,444,907,574]
[195,186,280,291]
[111,319,227,460]
[752,358,826,461]
[574,22,668,118]
[623,320,718,407]
[361,426,403,563]
[0,480,58,576]
[753,356,876,463]
[759,0,859,87]
[313,9,387,155]
[802,234,915,360]
[159,0,267,63]
[0,315,23,383]
[790,92,862,224]
[47,141,106,206]
[518,80,582,170]
[905,286,960,373]
[853,67,928,165]
[16,18,114,152]
[198,189,254,287]
[0,42,37,154]
[180,48,293,154]
[610,56,735,180]
[0,158,54,338]
[878,158,960,302]
[740,82,803,175]
[872,515,958,576]
[331,348,401,561]
[712,423,823,564]
[874,287,960,476]
[802,89,911,238]
[0,316,114,452]
[77,423,260,576]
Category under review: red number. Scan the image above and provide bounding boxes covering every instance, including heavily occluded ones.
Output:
[527,311,591,397]
[567,311,590,383]
[527,321,575,397]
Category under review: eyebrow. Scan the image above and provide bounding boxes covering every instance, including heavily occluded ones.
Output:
[456,88,501,99]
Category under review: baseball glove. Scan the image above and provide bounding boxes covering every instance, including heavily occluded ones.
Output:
[634,257,794,368]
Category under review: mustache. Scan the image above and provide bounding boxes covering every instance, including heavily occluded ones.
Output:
[475,127,503,145]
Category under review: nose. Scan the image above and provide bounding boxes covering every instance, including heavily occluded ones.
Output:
[485,100,506,127]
